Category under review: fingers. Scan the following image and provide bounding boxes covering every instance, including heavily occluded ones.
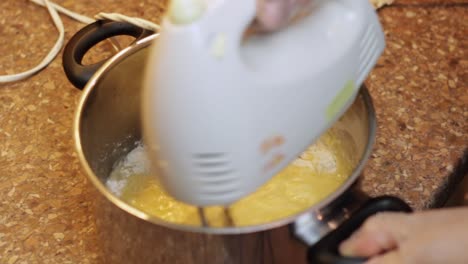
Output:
[340,208,468,263]
[365,250,403,264]
[339,212,412,257]
[256,0,311,32]
[256,0,291,31]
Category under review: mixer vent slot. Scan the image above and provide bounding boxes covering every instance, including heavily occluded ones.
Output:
[193,152,225,159]
[192,153,232,176]
[192,152,238,188]
[357,23,382,85]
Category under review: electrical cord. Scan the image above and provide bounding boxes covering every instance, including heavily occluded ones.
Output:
[95,13,160,31]
[0,0,159,83]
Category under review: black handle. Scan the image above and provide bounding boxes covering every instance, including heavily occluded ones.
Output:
[308,196,412,264]
[62,20,155,89]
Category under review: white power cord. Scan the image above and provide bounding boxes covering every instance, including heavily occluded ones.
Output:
[0,0,159,83]
[29,0,95,24]
[96,13,160,32]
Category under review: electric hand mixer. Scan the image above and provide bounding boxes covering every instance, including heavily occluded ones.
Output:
[142,0,385,223]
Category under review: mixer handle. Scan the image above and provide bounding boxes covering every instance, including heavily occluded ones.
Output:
[307,196,412,264]
[63,20,155,89]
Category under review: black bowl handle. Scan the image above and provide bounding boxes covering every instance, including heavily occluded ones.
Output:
[308,196,412,264]
[63,20,155,89]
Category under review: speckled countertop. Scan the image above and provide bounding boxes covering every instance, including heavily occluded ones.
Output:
[0,0,466,263]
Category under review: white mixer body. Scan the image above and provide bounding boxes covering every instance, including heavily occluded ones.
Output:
[143,0,385,205]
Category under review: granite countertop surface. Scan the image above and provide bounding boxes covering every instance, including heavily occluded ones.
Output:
[0,0,466,263]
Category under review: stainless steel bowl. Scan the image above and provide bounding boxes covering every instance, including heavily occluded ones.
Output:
[64,20,410,264]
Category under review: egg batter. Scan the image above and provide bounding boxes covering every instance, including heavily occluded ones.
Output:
[106,127,356,227]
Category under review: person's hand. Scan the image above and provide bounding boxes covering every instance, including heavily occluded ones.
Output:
[339,207,468,264]
[256,0,311,31]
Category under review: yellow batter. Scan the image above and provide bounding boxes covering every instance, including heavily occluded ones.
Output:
[107,127,356,227]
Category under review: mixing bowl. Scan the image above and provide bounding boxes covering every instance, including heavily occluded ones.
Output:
[63,20,411,264]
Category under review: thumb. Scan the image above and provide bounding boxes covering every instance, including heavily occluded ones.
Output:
[339,212,412,257]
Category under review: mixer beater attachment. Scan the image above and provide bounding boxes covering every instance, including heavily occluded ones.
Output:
[197,206,234,227]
